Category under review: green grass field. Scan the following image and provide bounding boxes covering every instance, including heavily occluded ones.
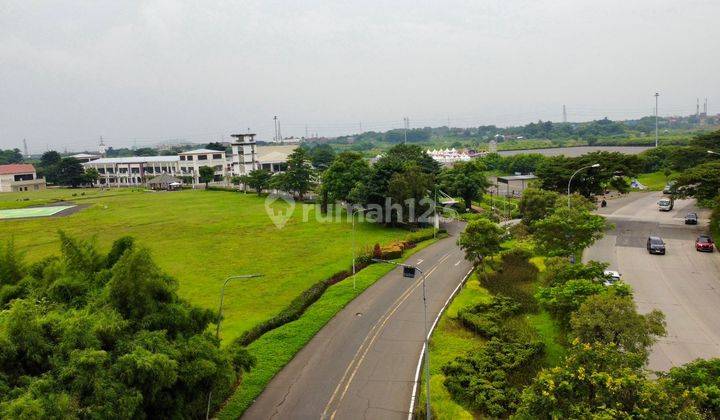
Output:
[0,188,409,344]
[634,170,677,191]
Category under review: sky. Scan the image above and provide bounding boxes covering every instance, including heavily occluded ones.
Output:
[1,0,719,153]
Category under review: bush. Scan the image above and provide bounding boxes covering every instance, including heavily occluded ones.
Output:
[457,295,521,339]
[663,358,720,418]
[536,280,631,328]
[480,248,539,312]
[379,244,402,260]
[442,338,545,417]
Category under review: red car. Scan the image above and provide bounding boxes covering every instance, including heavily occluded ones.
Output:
[696,235,715,252]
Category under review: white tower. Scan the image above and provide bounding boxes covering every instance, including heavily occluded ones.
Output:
[231,133,257,175]
[98,136,108,157]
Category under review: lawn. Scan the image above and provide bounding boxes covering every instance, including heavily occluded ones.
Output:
[0,188,409,344]
[634,170,677,191]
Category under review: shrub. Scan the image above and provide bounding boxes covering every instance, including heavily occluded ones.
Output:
[663,358,720,418]
[442,338,545,417]
[379,244,402,260]
[457,295,521,339]
[481,248,539,312]
[536,280,631,328]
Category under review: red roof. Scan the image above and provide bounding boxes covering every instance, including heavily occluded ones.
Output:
[0,164,36,175]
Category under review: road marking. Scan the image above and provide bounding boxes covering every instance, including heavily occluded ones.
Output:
[454,259,462,266]
[416,258,424,265]
[322,250,455,419]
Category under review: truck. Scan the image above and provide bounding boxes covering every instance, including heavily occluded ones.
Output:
[658,197,674,211]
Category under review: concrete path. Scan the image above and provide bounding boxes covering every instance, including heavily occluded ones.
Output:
[585,192,720,371]
[242,222,472,419]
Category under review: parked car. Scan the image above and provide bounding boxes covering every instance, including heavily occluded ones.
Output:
[603,270,621,286]
[685,212,698,225]
[658,198,674,211]
[696,235,715,252]
[647,236,666,254]
[662,181,676,195]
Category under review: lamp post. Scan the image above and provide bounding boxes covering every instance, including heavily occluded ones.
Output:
[207,273,263,420]
[351,208,368,290]
[371,259,431,419]
[655,92,660,147]
[567,164,600,208]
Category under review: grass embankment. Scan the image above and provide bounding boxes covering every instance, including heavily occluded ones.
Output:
[634,171,678,191]
[218,239,438,419]
[420,250,566,419]
[0,188,408,344]
[0,187,137,209]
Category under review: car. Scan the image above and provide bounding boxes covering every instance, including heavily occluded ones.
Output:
[603,270,621,286]
[647,236,666,254]
[696,235,715,252]
[658,198,674,211]
[663,181,676,195]
[685,212,698,225]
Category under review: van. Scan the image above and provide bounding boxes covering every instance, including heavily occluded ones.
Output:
[658,197,673,211]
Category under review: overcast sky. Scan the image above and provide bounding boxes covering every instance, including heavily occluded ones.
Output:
[1,0,718,153]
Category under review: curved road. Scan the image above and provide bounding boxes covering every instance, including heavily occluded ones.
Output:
[242,222,472,419]
[585,192,720,371]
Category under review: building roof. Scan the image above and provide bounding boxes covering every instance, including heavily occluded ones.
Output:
[179,149,225,155]
[0,163,35,175]
[82,156,180,165]
[497,174,537,182]
[256,145,296,162]
[70,153,101,159]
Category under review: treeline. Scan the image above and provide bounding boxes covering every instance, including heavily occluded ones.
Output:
[0,234,253,418]
[0,149,23,165]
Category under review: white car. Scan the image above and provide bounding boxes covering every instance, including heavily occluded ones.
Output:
[603,270,621,286]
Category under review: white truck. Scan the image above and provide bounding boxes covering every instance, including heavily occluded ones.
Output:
[658,197,674,211]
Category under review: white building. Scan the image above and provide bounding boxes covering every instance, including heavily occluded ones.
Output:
[178,149,227,184]
[0,164,46,192]
[82,135,295,187]
[426,148,473,164]
[85,156,180,187]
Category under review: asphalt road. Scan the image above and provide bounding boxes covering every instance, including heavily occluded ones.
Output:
[585,192,720,371]
[242,222,472,419]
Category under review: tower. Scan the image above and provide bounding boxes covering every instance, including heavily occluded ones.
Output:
[23,138,29,157]
[98,136,108,157]
[562,105,567,123]
[231,133,257,175]
[697,98,700,116]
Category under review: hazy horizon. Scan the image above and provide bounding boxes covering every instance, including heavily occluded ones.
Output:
[2,0,719,153]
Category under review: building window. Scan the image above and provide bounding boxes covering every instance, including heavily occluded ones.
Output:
[198,155,207,160]
[146,167,153,174]
[180,155,186,161]
[214,165,222,171]
[131,168,140,174]
[119,168,127,174]
[107,168,114,174]
[186,155,193,161]
[213,154,222,159]
[98,168,105,174]
[154,167,161,172]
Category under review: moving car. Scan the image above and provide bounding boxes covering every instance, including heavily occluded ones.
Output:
[647,236,666,255]
[603,270,621,286]
[685,212,698,225]
[696,235,715,252]
[662,181,676,194]
[658,198,674,211]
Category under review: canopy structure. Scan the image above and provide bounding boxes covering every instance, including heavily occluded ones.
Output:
[496,174,537,197]
[147,173,183,190]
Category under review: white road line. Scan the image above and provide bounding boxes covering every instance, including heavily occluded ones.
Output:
[416,258,424,265]
[454,260,462,266]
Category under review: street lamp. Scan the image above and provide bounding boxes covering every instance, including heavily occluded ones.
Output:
[207,273,263,420]
[371,259,431,420]
[351,208,368,290]
[708,150,719,156]
[567,163,600,208]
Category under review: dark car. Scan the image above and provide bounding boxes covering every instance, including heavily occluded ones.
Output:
[696,235,715,252]
[647,236,666,255]
[685,212,698,225]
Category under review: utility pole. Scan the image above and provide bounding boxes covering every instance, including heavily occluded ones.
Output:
[23,138,29,157]
[305,124,308,139]
[273,116,278,142]
[562,105,567,123]
[277,118,282,142]
[403,117,409,144]
[697,98,700,116]
[654,92,659,148]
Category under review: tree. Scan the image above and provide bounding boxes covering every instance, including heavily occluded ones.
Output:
[199,166,214,188]
[0,235,255,418]
[570,293,666,360]
[536,279,630,327]
[306,144,336,170]
[83,168,99,186]
[518,188,560,226]
[54,158,86,187]
[689,129,720,152]
[40,151,61,168]
[663,358,720,418]
[514,342,701,419]
[0,149,23,164]
[133,148,158,157]
[242,169,272,195]
[532,207,606,257]
[457,218,504,271]
[674,162,720,202]
[205,142,227,151]
[439,160,490,210]
[321,152,371,204]
[276,148,314,199]
[387,165,434,224]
